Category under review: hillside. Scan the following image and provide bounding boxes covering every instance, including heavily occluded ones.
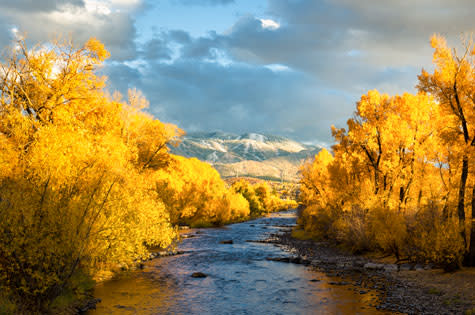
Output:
[170,132,321,182]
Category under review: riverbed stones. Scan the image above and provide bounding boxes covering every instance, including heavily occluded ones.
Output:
[328,281,350,286]
[363,262,385,270]
[270,229,474,315]
[191,272,207,278]
[245,239,276,244]
[114,305,135,311]
[265,256,311,265]
[155,250,184,257]
[383,264,398,272]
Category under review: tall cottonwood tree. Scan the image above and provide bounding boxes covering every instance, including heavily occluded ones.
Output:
[418,35,475,266]
[298,74,465,266]
[347,91,438,211]
[298,89,464,266]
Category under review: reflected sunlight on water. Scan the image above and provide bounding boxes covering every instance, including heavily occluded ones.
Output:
[90,211,390,314]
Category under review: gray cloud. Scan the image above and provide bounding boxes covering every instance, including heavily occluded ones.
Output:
[168,30,191,44]
[137,0,475,143]
[103,62,142,94]
[0,0,84,12]
[105,52,353,142]
[0,1,140,61]
[4,0,475,144]
[141,36,172,60]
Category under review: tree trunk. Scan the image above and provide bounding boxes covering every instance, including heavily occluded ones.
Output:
[466,222,475,266]
[463,185,475,266]
[458,156,468,246]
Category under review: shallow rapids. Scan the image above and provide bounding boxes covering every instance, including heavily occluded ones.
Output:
[90,211,386,314]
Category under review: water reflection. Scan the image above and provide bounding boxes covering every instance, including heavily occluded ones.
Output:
[90,211,389,314]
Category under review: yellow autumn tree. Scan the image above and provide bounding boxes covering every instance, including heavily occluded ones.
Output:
[0,38,177,312]
[298,88,465,266]
[153,155,250,227]
[231,179,296,217]
[418,34,475,266]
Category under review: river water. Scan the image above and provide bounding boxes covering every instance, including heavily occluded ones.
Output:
[90,211,386,314]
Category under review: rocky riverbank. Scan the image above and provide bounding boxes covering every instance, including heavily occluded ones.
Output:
[269,231,475,315]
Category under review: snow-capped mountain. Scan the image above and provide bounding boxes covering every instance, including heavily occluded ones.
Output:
[170,132,321,181]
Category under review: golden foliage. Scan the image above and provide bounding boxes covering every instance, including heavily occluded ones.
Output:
[231,179,297,217]
[0,37,296,312]
[0,38,178,312]
[153,155,250,227]
[298,35,475,268]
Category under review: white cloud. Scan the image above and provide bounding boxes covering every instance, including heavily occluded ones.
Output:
[84,0,111,15]
[110,0,141,5]
[259,19,279,30]
[265,64,290,72]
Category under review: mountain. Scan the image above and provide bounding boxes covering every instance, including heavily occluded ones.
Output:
[170,132,321,182]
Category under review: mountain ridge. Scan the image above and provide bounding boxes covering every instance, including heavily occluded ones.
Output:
[170,132,321,181]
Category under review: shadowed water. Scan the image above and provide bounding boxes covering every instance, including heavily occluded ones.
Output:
[90,211,387,314]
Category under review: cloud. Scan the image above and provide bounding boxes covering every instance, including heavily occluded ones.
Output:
[0,0,85,13]
[105,49,354,142]
[103,0,475,143]
[204,0,475,101]
[0,0,141,60]
[259,19,280,30]
[141,36,172,61]
[102,62,142,93]
[4,0,475,144]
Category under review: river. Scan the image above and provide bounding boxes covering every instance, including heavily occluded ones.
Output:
[90,210,387,314]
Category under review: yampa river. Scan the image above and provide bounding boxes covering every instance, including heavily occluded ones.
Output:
[90,211,387,314]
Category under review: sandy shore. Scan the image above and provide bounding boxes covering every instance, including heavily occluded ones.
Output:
[268,231,475,315]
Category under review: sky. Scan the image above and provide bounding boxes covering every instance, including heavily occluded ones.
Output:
[1,0,475,146]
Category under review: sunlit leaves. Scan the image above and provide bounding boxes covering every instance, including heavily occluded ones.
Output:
[0,38,177,311]
[298,35,474,268]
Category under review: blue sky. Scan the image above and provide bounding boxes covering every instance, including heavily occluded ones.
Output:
[1,0,475,146]
[136,1,267,38]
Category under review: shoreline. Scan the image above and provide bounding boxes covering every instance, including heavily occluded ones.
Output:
[83,212,284,313]
[269,230,475,315]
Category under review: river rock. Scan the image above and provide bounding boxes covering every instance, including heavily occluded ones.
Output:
[155,250,185,257]
[414,264,425,271]
[77,298,101,312]
[353,259,366,268]
[328,281,350,286]
[219,240,233,244]
[364,262,384,270]
[266,257,291,262]
[191,272,207,278]
[398,263,412,271]
[266,256,311,265]
[114,305,135,311]
[383,264,398,272]
[246,239,273,243]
